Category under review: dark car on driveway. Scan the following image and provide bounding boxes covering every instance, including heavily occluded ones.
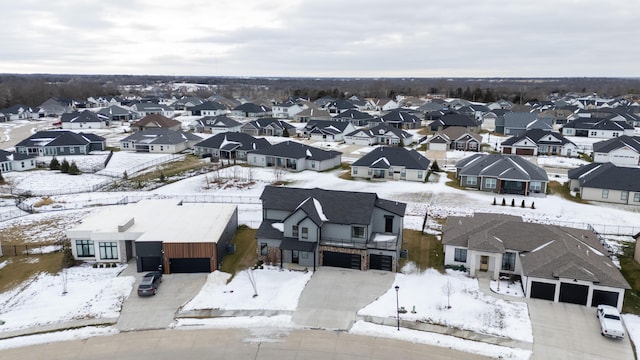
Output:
[137,272,162,297]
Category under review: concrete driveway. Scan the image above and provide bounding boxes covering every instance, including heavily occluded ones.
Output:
[527,298,634,360]
[293,267,395,330]
[117,266,207,331]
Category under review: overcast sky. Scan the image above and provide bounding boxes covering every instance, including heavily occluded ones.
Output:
[2,0,639,78]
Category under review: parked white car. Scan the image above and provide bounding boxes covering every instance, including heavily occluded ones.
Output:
[597,304,625,339]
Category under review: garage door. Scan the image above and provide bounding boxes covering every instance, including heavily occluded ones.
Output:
[515,148,534,155]
[530,281,556,301]
[369,254,393,271]
[140,256,162,272]
[323,251,361,270]
[169,258,211,273]
[559,282,589,305]
[591,290,619,308]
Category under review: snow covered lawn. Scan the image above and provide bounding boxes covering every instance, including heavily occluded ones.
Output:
[490,279,525,297]
[0,264,134,333]
[3,171,112,195]
[358,269,533,343]
[183,266,312,311]
[622,314,640,358]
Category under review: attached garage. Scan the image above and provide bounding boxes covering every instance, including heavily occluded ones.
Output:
[559,282,589,306]
[515,148,535,155]
[169,258,211,273]
[591,290,619,308]
[323,251,361,270]
[369,254,393,271]
[139,256,162,272]
[530,281,556,301]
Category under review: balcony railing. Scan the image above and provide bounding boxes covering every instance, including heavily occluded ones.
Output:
[319,233,399,251]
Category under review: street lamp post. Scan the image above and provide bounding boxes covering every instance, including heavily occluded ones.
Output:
[395,285,400,331]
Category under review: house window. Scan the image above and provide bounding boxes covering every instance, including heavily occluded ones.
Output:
[70,147,75,154]
[401,169,406,178]
[501,252,516,271]
[485,178,497,189]
[368,168,372,175]
[99,242,118,260]
[590,131,597,137]
[454,248,467,262]
[466,176,477,186]
[417,171,423,179]
[352,226,366,239]
[353,168,358,175]
[311,161,316,169]
[150,146,154,151]
[301,227,308,239]
[602,189,609,199]
[260,243,268,256]
[613,132,619,137]
[301,251,309,259]
[75,240,94,257]
[634,193,640,202]
[530,181,542,192]
[160,146,164,151]
[621,191,629,201]
[292,225,299,237]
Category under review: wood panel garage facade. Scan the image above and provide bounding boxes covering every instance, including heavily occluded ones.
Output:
[68,199,238,274]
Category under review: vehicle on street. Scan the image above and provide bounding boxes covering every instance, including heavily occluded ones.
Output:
[597,304,625,339]
[137,272,161,297]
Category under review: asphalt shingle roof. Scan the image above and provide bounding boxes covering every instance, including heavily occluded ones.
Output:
[456,154,548,182]
[352,147,430,170]
[568,162,640,192]
[251,141,341,161]
[194,132,270,151]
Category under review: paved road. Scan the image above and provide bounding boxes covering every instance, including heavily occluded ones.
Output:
[0,328,491,360]
[0,119,53,150]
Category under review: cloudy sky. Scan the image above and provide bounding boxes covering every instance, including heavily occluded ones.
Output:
[2,0,638,77]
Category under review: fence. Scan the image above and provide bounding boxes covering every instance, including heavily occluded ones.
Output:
[11,178,117,197]
[96,154,184,178]
[1,244,63,257]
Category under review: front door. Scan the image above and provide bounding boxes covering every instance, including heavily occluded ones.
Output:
[480,256,489,271]
[292,250,299,264]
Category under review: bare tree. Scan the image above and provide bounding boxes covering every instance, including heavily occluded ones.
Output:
[443,279,453,309]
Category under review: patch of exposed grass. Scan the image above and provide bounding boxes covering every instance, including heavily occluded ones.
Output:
[444,171,465,190]
[578,152,593,162]
[131,154,210,183]
[338,171,354,180]
[620,243,640,314]
[0,253,63,293]
[400,229,444,272]
[547,181,588,204]
[33,197,54,208]
[220,226,257,277]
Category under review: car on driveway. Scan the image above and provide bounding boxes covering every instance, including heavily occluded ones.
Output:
[597,304,625,339]
[137,272,162,297]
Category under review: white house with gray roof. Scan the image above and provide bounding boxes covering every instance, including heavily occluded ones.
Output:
[568,162,640,205]
[456,154,549,196]
[442,213,629,311]
[592,135,640,167]
[257,186,406,271]
[120,128,202,153]
[345,124,414,146]
[351,147,430,182]
[247,141,341,172]
[61,110,110,130]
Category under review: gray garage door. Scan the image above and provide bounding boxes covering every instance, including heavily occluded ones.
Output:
[591,290,619,308]
[559,282,589,306]
[323,251,361,270]
[169,258,211,273]
[530,281,556,301]
[369,254,393,271]
[140,256,162,272]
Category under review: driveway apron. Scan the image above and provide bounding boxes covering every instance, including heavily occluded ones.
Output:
[293,267,395,330]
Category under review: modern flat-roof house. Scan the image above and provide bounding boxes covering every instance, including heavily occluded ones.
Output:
[257,186,406,271]
[120,128,202,153]
[247,141,342,172]
[592,135,640,167]
[0,150,36,172]
[15,130,106,156]
[61,110,110,130]
[501,129,578,157]
[193,132,271,161]
[351,147,430,182]
[455,154,549,196]
[66,199,238,273]
[442,213,629,311]
[568,162,640,205]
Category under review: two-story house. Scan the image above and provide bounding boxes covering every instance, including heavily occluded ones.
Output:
[257,186,406,271]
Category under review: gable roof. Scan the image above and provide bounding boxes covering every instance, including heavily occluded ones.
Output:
[456,154,548,181]
[501,129,575,146]
[194,132,270,151]
[251,141,341,161]
[190,101,227,111]
[379,109,422,124]
[61,110,109,123]
[0,149,34,162]
[443,213,629,288]
[430,113,478,128]
[352,147,430,170]
[233,102,271,113]
[568,162,640,192]
[305,120,352,134]
[260,186,406,226]
[244,118,296,130]
[431,126,482,143]
[592,135,640,154]
[15,130,105,148]
[131,114,181,129]
[334,109,375,121]
[197,115,242,128]
[121,128,201,145]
